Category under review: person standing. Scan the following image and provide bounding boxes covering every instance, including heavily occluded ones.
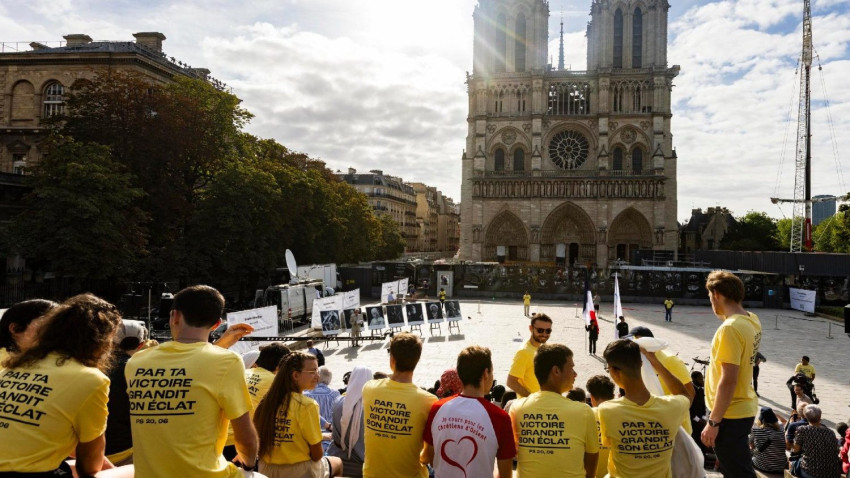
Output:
[690,371,709,456]
[701,271,762,478]
[664,297,674,322]
[598,339,691,478]
[753,351,766,395]
[350,308,363,346]
[362,333,436,478]
[126,285,259,477]
[439,288,446,305]
[586,315,600,355]
[507,314,553,398]
[523,291,531,317]
[616,316,629,338]
[422,346,516,478]
[509,344,598,478]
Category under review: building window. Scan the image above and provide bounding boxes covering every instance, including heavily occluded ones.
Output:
[494,13,507,73]
[515,13,526,72]
[12,153,27,175]
[613,147,623,171]
[613,9,623,69]
[43,82,65,117]
[632,8,643,68]
[631,148,643,172]
[495,148,505,171]
[513,149,525,171]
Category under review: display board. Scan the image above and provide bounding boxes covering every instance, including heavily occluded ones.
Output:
[444,300,462,322]
[365,306,385,330]
[226,306,278,354]
[789,287,816,313]
[386,304,406,327]
[311,295,343,331]
[425,302,444,323]
[405,303,424,326]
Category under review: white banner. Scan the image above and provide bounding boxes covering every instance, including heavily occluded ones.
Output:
[399,278,409,296]
[311,295,343,330]
[381,281,399,303]
[226,306,278,355]
[342,289,360,310]
[789,287,816,313]
[613,275,623,339]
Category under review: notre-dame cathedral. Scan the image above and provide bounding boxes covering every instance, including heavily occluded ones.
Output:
[459,0,680,269]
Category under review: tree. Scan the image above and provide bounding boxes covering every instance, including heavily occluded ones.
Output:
[720,211,780,251]
[373,214,406,260]
[813,202,850,253]
[775,217,793,251]
[5,139,147,279]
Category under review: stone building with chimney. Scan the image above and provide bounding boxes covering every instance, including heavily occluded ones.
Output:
[459,0,680,268]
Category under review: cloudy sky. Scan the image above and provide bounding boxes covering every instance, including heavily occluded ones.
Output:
[2,0,848,222]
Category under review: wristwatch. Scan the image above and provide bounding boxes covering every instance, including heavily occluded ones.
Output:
[708,418,722,427]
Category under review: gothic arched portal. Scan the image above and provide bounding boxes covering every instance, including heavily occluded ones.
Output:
[608,207,652,262]
[483,211,528,261]
[540,202,596,266]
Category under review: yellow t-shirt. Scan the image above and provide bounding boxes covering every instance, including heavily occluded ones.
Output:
[655,350,693,434]
[226,366,275,446]
[794,363,815,379]
[664,300,673,310]
[705,312,761,419]
[509,340,540,397]
[510,391,599,478]
[0,353,109,472]
[598,394,690,478]
[126,341,252,478]
[362,378,436,478]
[262,392,323,465]
[592,407,611,478]
[523,294,531,305]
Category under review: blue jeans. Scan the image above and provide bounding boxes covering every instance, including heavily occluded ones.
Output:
[665,309,672,321]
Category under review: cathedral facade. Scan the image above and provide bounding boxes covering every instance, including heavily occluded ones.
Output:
[459,0,680,268]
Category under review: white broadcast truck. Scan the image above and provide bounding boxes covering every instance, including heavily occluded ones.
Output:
[254,279,326,331]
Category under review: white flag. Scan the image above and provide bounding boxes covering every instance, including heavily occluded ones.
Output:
[613,274,623,338]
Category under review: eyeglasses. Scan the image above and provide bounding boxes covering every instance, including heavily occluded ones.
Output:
[535,328,552,334]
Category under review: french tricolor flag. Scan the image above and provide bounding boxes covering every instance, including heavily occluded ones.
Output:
[582,269,595,326]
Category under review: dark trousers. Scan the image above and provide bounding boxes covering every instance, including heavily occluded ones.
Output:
[589,337,597,354]
[714,416,757,478]
[665,309,672,321]
[753,365,760,392]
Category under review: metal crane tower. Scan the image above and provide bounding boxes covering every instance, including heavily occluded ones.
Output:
[771,0,813,252]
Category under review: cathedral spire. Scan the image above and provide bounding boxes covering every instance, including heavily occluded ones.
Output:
[558,8,565,70]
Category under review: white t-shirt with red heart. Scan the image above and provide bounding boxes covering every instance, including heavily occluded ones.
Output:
[424,395,516,478]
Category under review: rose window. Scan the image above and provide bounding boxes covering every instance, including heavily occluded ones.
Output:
[548,130,589,170]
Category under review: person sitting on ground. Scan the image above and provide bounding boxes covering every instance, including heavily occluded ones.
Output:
[787,403,810,456]
[126,285,259,477]
[0,294,130,477]
[105,319,149,466]
[587,374,616,478]
[566,387,587,403]
[837,423,848,448]
[0,298,58,363]
[223,342,290,461]
[253,351,343,477]
[304,366,341,448]
[362,333,436,478]
[435,368,463,398]
[750,407,789,474]
[509,343,598,477]
[423,346,516,478]
[598,339,691,478]
[327,365,373,478]
[791,405,843,478]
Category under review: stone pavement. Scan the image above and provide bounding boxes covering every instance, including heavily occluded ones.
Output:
[317,299,850,429]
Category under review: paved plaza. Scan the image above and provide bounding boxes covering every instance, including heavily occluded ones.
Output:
[317,298,850,428]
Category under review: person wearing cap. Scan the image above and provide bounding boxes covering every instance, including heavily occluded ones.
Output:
[749,407,789,474]
[105,319,150,465]
[435,369,463,398]
[627,326,696,434]
[701,270,762,478]
[507,313,553,398]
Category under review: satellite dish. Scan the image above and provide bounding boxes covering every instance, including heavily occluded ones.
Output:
[285,249,298,284]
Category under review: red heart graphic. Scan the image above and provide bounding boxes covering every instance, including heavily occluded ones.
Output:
[440,435,479,478]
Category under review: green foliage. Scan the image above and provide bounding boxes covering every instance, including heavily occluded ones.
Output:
[813,201,850,253]
[6,139,147,279]
[16,73,395,292]
[775,218,793,251]
[720,211,781,251]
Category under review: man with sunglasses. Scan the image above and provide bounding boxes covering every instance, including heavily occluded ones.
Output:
[507,313,552,398]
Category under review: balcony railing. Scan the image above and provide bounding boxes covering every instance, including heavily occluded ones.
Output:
[479,169,662,179]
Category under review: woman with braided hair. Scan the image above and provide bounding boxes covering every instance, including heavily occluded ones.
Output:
[253,351,342,478]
